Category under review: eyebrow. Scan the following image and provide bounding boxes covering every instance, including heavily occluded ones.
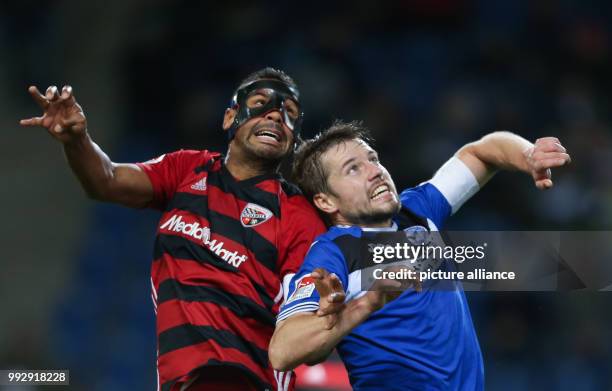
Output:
[341,157,357,171]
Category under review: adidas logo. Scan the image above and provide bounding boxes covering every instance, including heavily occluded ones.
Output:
[190,177,207,191]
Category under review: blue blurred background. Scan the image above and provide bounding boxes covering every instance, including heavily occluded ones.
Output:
[2,1,611,390]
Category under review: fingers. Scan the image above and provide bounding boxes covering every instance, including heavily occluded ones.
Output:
[531,137,571,166]
[534,137,561,150]
[28,86,49,110]
[533,138,569,157]
[313,269,331,298]
[531,153,572,171]
[317,302,345,317]
[327,291,346,304]
[535,179,553,190]
[27,84,77,108]
[313,268,345,302]
[552,143,566,153]
[326,273,345,303]
[19,116,44,127]
[311,268,327,280]
[533,167,552,190]
[61,85,71,98]
[60,85,76,106]
[528,137,571,191]
[46,85,61,101]
[46,84,75,105]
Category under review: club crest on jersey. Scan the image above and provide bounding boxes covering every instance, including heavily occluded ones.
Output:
[240,203,273,227]
[286,274,316,304]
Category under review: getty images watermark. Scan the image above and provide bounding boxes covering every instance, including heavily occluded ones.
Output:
[358,231,612,292]
[368,236,515,283]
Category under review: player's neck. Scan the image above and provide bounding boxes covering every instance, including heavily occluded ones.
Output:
[333,214,394,229]
[224,153,279,181]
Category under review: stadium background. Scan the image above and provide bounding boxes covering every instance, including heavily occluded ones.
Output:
[2,1,611,390]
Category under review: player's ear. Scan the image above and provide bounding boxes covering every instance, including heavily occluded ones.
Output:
[222,107,237,131]
[313,193,338,215]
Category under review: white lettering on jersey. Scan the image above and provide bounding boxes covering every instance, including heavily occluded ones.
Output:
[160,214,248,268]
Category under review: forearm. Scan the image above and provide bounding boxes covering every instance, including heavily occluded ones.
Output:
[63,133,115,198]
[63,133,150,207]
[270,297,374,371]
[456,131,533,185]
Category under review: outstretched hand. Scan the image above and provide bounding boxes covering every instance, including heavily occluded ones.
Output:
[313,265,422,330]
[523,137,571,190]
[312,268,346,330]
[20,85,87,144]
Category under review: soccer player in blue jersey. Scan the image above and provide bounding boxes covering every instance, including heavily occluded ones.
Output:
[269,120,571,390]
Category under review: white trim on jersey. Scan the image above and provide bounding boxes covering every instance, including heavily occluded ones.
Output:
[151,277,158,314]
[280,273,296,303]
[277,302,320,323]
[427,218,439,231]
[428,156,480,214]
[362,222,398,232]
[283,371,292,390]
[274,370,293,391]
[156,353,160,391]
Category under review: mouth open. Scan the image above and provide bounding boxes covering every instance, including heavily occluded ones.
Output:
[370,184,390,200]
[255,129,281,142]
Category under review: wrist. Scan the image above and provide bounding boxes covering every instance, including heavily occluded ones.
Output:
[360,291,384,314]
[63,130,90,148]
[520,144,535,173]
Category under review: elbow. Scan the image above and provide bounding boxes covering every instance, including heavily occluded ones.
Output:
[84,186,114,203]
[83,187,104,201]
[80,176,114,202]
[270,337,330,372]
[269,341,293,372]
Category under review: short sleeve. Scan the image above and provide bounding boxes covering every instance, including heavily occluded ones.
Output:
[136,149,207,210]
[277,239,348,323]
[401,157,480,229]
[400,183,452,229]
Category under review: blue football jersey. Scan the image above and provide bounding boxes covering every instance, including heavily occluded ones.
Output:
[278,172,484,390]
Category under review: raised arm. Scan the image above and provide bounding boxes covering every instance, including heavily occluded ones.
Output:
[20,85,153,208]
[456,131,571,189]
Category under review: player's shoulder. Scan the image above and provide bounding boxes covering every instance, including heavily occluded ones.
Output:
[306,229,348,252]
[300,230,353,282]
[325,225,363,240]
[400,182,447,211]
[177,149,221,165]
[399,181,439,200]
[151,149,220,168]
[307,226,362,257]
[278,181,322,221]
[278,177,303,198]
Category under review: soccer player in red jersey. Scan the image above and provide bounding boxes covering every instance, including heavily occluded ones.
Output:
[20,68,327,391]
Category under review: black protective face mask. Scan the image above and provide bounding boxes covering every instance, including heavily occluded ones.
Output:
[227,79,303,140]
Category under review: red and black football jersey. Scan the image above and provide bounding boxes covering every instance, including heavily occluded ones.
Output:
[137,150,326,391]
